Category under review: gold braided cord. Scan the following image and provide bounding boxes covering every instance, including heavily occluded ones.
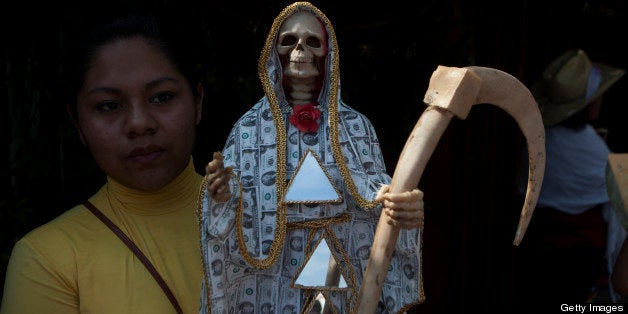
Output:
[286,214,351,230]
[306,228,318,256]
[323,224,356,283]
[320,291,341,314]
[302,292,317,314]
[195,175,212,310]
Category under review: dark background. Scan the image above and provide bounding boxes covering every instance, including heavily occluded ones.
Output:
[2,0,628,312]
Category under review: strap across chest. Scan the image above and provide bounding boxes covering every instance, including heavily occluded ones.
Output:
[83,201,183,314]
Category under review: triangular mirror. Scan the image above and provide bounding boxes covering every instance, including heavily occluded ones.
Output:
[293,237,348,289]
[284,149,342,204]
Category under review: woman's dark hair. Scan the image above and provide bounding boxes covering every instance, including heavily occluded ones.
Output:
[64,8,202,119]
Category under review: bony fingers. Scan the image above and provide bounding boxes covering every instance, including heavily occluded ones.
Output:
[210,174,229,189]
[212,151,224,162]
[386,208,423,220]
[206,154,229,175]
[375,185,390,201]
[205,163,220,175]
[216,185,229,194]
[207,178,225,196]
[385,189,423,202]
[387,216,424,229]
[386,216,401,227]
[207,166,230,182]
[220,184,231,195]
[387,218,423,229]
[384,200,424,213]
[209,184,230,202]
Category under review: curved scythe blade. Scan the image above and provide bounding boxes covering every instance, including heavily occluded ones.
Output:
[466,66,546,245]
[355,66,545,313]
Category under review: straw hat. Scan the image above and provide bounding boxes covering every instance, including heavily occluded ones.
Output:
[531,49,625,127]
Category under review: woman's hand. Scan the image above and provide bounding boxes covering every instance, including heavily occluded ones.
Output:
[376,185,424,229]
[205,151,232,202]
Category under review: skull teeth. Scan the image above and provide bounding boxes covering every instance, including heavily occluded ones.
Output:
[290,53,313,63]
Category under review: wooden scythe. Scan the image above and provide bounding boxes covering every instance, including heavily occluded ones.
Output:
[355,65,546,312]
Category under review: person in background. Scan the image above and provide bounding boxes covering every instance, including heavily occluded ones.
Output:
[0,9,216,314]
[199,2,424,313]
[514,49,627,310]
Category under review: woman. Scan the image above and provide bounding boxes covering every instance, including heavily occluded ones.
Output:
[1,10,210,314]
[199,2,424,313]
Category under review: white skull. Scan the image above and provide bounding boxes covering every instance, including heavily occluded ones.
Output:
[276,11,328,104]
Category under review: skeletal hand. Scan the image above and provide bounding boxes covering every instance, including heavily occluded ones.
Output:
[205,151,232,202]
[375,185,424,229]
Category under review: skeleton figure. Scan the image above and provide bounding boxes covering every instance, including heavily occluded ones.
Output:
[277,11,327,105]
[198,3,423,313]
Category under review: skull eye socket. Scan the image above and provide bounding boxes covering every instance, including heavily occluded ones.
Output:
[306,36,321,48]
[281,35,297,47]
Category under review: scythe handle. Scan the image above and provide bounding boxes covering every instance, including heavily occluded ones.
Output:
[355,107,454,313]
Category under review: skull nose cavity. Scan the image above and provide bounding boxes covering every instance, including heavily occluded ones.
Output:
[290,49,313,63]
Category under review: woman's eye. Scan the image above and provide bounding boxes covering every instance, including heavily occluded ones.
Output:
[150,92,174,104]
[96,101,121,111]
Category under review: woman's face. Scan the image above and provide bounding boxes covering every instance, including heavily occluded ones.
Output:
[75,37,203,191]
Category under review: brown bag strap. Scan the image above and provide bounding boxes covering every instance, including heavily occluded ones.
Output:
[83,201,183,314]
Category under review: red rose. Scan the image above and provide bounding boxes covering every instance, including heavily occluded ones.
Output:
[289,103,322,133]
